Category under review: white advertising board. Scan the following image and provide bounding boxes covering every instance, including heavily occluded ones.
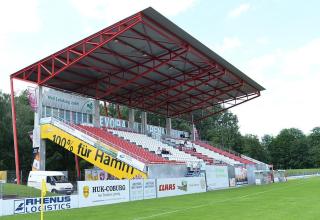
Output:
[129,179,144,201]
[78,180,129,207]
[143,179,156,199]
[157,177,206,198]
[1,199,13,216]
[0,199,2,216]
[206,166,229,190]
[42,87,95,114]
[1,195,78,216]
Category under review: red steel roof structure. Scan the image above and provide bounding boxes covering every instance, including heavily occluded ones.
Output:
[11,7,264,122]
[10,7,264,184]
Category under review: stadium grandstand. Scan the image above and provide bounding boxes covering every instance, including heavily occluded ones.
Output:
[9,7,266,185]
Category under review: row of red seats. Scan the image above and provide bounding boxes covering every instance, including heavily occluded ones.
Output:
[194,141,254,165]
[79,126,168,164]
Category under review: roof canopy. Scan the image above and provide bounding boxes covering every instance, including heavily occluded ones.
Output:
[11,7,264,122]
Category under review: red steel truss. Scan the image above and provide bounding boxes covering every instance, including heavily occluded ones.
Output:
[10,8,264,183]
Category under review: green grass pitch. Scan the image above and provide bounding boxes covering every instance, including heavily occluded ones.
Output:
[2,177,320,220]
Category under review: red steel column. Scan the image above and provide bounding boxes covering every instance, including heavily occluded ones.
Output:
[75,155,81,180]
[10,78,21,184]
[104,101,108,116]
[117,104,122,119]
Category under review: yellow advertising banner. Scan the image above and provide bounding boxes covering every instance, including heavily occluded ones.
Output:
[0,171,7,182]
[40,124,147,179]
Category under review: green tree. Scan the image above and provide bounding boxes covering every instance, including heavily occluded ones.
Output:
[269,128,312,169]
[308,127,320,167]
[242,134,267,162]
[196,110,242,153]
[0,91,14,170]
[261,134,273,163]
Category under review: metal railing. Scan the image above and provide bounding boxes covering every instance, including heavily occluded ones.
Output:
[44,116,169,165]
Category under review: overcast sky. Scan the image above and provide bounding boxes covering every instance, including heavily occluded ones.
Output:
[1,0,320,137]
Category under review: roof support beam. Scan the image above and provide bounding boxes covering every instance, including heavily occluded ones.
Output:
[37,15,142,85]
[171,82,244,117]
[96,49,188,99]
[146,71,225,111]
[194,92,260,122]
[131,67,217,107]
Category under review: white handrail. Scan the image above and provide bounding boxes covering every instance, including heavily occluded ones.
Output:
[46,116,149,164]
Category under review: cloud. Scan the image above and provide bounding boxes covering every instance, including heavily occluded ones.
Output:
[1,0,197,93]
[228,3,251,18]
[0,0,41,93]
[70,0,197,24]
[0,0,41,36]
[212,37,242,54]
[231,38,320,137]
[256,37,269,45]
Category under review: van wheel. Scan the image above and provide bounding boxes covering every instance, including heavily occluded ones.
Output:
[51,189,57,194]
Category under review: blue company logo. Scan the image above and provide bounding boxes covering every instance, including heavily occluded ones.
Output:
[14,200,25,214]
[14,196,71,214]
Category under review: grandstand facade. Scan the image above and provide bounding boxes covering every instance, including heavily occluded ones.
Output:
[10,7,266,184]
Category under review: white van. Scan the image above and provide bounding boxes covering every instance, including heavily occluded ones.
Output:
[27,171,74,195]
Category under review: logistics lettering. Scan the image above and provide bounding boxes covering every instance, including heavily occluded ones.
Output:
[14,196,72,214]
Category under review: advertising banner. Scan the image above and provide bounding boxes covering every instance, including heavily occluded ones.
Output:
[85,169,108,181]
[157,177,206,198]
[12,195,77,215]
[143,179,156,199]
[40,123,147,179]
[235,166,248,185]
[129,179,144,201]
[0,171,7,183]
[42,88,94,114]
[206,166,229,190]
[45,117,146,172]
[100,116,127,129]
[78,180,130,207]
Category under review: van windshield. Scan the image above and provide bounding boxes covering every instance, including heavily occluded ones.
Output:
[52,175,67,183]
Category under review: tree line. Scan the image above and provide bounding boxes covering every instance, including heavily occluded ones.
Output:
[1,90,319,177]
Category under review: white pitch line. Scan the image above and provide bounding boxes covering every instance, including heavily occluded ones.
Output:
[133,179,310,220]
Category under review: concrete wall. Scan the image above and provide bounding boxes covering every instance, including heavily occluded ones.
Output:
[147,164,188,179]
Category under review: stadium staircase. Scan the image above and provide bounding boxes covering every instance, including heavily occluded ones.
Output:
[39,117,161,179]
[240,154,268,168]
[194,141,254,165]
[180,149,214,164]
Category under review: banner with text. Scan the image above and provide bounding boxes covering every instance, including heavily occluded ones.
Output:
[205,166,229,190]
[0,195,78,216]
[78,180,130,207]
[40,122,147,179]
[157,177,206,198]
[143,179,157,199]
[129,179,144,201]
